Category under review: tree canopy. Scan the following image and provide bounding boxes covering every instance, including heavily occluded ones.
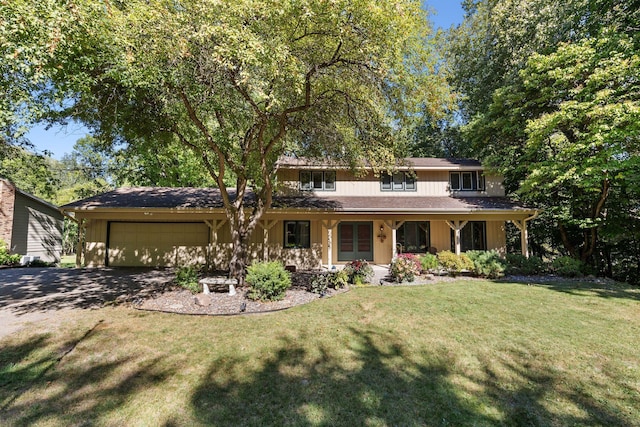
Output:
[2,0,446,278]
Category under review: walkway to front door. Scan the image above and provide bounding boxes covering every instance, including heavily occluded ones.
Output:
[338,222,373,261]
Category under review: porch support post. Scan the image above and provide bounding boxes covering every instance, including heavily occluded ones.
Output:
[322,220,338,269]
[260,220,278,261]
[384,220,404,259]
[445,220,468,256]
[511,219,530,258]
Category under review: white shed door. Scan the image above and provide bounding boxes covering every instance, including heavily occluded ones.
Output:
[108,222,208,267]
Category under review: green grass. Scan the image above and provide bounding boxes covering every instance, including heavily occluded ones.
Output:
[1,280,639,426]
[58,255,76,268]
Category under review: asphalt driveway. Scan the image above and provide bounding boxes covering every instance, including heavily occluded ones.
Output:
[0,267,175,339]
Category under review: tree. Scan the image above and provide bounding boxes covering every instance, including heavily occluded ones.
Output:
[2,0,446,279]
[468,31,640,262]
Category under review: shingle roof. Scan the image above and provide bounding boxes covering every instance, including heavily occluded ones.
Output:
[276,156,482,170]
[61,187,534,214]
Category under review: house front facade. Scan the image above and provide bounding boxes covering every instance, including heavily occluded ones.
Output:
[60,158,537,269]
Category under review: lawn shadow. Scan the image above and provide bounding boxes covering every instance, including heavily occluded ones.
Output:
[191,327,490,426]
[191,326,636,426]
[474,346,632,426]
[499,276,640,302]
[0,267,175,314]
[1,321,175,426]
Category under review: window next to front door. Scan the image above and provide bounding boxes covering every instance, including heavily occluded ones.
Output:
[451,221,487,252]
[397,221,430,253]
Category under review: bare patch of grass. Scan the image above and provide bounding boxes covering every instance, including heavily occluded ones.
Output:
[1,280,639,426]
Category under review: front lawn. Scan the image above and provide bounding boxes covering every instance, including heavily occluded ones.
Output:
[1,280,639,426]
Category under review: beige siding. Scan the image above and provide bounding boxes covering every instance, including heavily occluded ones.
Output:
[85,219,107,267]
[486,221,507,254]
[430,221,452,253]
[277,170,505,197]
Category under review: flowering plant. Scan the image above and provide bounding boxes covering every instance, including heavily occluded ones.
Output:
[390,253,421,283]
[343,259,374,285]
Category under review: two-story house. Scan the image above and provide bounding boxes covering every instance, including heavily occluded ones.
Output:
[60,157,537,269]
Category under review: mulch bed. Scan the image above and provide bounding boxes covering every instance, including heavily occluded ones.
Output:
[136,286,348,316]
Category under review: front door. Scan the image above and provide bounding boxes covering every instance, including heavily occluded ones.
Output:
[338,222,373,261]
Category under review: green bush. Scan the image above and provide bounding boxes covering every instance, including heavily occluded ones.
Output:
[419,253,438,272]
[331,269,350,288]
[552,256,584,277]
[437,250,464,276]
[310,273,331,295]
[343,259,374,285]
[175,266,200,293]
[459,253,475,271]
[0,239,21,266]
[466,250,506,279]
[246,261,292,301]
[505,254,545,275]
[390,254,421,283]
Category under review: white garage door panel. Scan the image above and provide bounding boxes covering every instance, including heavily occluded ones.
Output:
[108,222,208,267]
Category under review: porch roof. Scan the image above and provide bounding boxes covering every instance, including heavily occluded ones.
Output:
[61,187,535,215]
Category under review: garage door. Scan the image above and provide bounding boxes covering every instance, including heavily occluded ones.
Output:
[108,222,209,267]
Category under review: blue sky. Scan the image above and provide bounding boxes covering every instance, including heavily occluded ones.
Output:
[26,1,465,159]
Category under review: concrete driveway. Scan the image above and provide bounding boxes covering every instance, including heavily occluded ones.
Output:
[0,267,175,339]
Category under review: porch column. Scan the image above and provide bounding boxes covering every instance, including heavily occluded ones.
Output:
[445,220,468,256]
[260,220,278,261]
[511,219,530,258]
[322,220,338,268]
[384,220,404,259]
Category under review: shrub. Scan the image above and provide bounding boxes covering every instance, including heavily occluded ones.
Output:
[331,269,350,289]
[459,253,475,271]
[505,254,545,275]
[0,239,21,266]
[310,273,331,295]
[419,253,438,272]
[552,256,584,277]
[466,250,506,279]
[343,259,374,285]
[437,250,464,276]
[175,265,200,293]
[390,254,421,283]
[246,261,292,301]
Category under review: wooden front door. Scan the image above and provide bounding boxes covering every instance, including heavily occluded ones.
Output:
[338,222,373,261]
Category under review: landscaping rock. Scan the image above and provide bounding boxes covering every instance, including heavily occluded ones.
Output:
[194,294,212,306]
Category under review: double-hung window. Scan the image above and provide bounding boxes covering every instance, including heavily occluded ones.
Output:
[450,171,485,191]
[381,172,416,191]
[284,221,310,248]
[300,171,336,191]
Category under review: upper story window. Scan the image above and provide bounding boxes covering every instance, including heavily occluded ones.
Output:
[300,171,336,191]
[450,171,485,191]
[381,172,416,192]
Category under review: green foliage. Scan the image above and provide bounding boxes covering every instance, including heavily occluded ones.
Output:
[309,270,349,295]
[466,250,506,279]
[436,251,464,276]
[551,256,585,278]
[505,254,546,275]
[343,260,374,285]
[390,254,421,283]
[0,0,447,280]
[0,240,21,266]
[419,253,438,272]
[246,261,292,302]
[175,266,201,294]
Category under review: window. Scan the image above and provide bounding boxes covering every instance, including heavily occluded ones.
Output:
[451,221,486,252]
[381,171,416,191]
[284,221,310,248]
[397,221,430,253]
[300,171,336,191]
[449,171,485,191]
